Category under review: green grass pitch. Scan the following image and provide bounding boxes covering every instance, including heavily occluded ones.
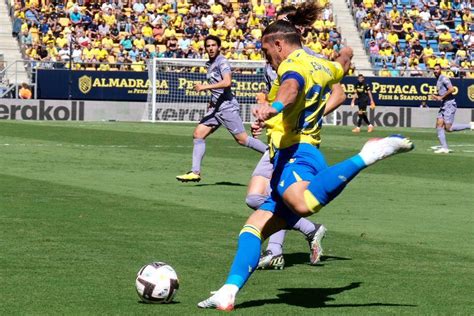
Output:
[0,121,473,315]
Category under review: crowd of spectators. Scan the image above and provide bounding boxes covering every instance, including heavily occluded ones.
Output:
[9,0,345,72]
[352,0,474,77]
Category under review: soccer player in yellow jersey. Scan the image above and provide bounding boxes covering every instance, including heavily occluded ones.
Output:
[198,19,414,311]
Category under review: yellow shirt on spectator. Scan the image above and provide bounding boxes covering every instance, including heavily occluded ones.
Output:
[133,38,146,50]
[406,32,419,42]
[58,17,70,27]
[83,47,95,60]
[318,32,329,42]
[436,57,450,68]
[319,0,329,6]
[26,47,38,59]
[324,20,335,29]
[65,0,75,10]
[217,28,229,40]
[360,21,371,30]
[379,69,392,77]
[26,0,39,8]
[98,63,110,71]
[387,33,399,45]
[253,4,265,16]
[322,47,334,58]
[145,2,156,12]
[131,61,145,72]
[248,15,260,27]
[210,3,223,15]
[455,24,468,35]
[138,14,148,23]
[230,28,243,39]
[440,1,451,10]
[163,28,176,38]
[438,32,452,44]
[102,37,114,49]
[192,39,203,51]
[380,47,393,57]
[462,12,472,23]
[426,57,437,68]
[249,51,262,60]
[308,41,322,54]
[313,19,324,31]
[56,37,68,48]
[389,9,400,20]
[250,28,262,40]
[103,14,116,26]
[408,8,419,18]
[221,40,232,49]
[21,22,28,33]
[29,26,40,44]
[423,47,434,57]
[209,27,218,36]
[441,70,454,77]
[363,0,374,9]
[142,25,153,37]
[402,21,414,33]
[46,46,58,57]
[173,15,183,28]
[177,0,189,15]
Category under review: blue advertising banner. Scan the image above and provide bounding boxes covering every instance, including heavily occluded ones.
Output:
[37,69,474,108]
[341,76,474,108]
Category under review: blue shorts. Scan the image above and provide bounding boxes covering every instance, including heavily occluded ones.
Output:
[259,143,328,228]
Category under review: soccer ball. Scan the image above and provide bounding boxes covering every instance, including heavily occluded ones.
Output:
[135,262,179,304]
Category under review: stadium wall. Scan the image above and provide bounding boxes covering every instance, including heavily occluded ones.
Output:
[36,70,474,108]
[1,99,473,128]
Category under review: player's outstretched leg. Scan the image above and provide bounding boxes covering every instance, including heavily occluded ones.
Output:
[289,135,414,215]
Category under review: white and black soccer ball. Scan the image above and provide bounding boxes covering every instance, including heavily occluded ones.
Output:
[135,262,179,304]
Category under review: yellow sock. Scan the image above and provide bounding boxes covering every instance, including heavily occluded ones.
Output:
[304,190,323,213]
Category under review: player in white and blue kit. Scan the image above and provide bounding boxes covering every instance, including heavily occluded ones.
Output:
[176,35,268,182]
[431,64,473,154]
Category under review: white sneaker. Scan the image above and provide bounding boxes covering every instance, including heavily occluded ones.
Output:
[470,122,474,130]
[434,148,450,154]
[359,134,414,166]
[308,225,326,265]
[197,288,235,311]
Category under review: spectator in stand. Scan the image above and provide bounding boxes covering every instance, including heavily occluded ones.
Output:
[70,6,82,25]
[411,39,424,63]
[19,83,32,99]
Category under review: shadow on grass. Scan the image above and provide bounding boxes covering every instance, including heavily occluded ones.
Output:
[284,252,352,268]
[236,282,416,309]
[194,182,246,187]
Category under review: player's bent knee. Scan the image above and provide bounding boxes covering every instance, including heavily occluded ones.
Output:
[245,194,268,210]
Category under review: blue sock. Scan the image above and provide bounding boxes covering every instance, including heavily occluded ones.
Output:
[304,155,366,211]
[225,225,261,289]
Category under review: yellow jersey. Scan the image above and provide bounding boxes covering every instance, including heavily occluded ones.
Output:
[265,49,344,152]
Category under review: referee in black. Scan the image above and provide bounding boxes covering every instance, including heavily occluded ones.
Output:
[351,74,375,133]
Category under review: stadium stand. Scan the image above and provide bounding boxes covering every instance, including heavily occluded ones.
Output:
[6,0,349,72]
[350,0,474,78]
